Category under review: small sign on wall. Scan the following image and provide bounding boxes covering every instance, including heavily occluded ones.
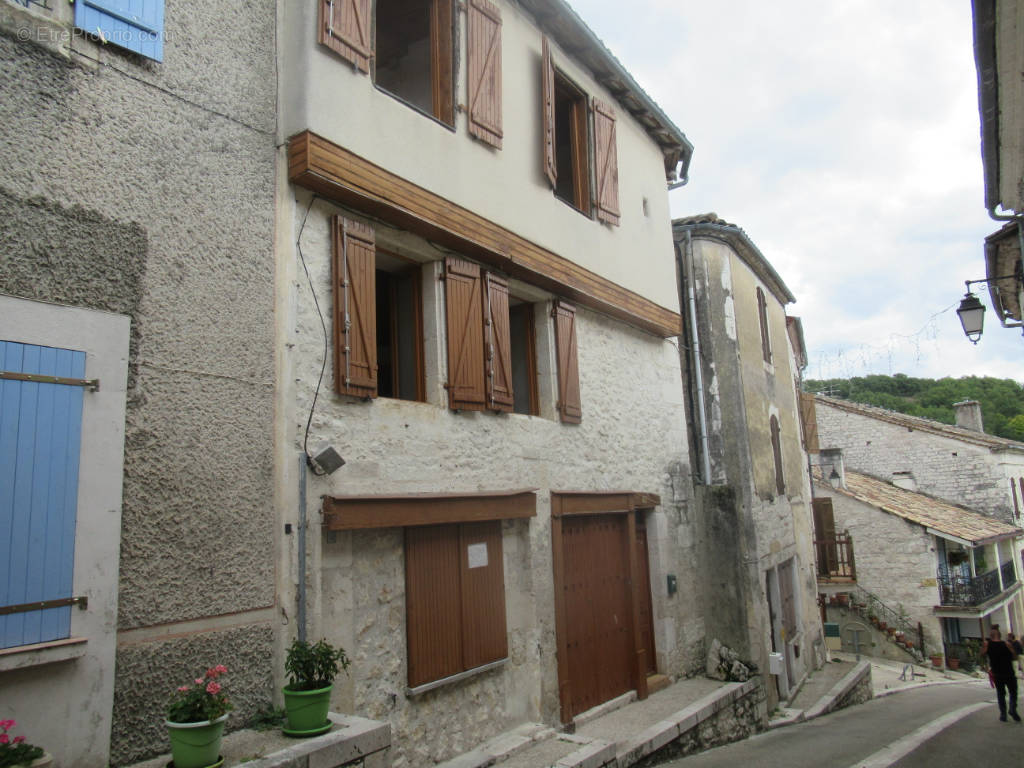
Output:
[921,578,937,587]
[467,542,488,569]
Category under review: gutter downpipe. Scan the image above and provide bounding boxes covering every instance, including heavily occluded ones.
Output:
[682,229,712,483]
[297,455,308,643]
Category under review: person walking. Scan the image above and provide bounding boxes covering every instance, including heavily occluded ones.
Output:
[1008,631,1024,678]
[982,627,1020,722]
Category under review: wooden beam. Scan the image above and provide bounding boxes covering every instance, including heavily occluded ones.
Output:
[323,489,537,530]
[289,131,682,338]
[550,490,662,517]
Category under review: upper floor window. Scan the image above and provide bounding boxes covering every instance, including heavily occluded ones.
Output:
[756,287,772,364]
[319,0,502,143]
[770,414,785,495]
[75,0,165,61]
[542,38,620,225]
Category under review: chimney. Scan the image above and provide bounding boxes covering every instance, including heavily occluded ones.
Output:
[891,471,917,492]
[820,447,845,490]
[953,400,984,432]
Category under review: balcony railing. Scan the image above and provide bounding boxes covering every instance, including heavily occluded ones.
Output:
[937,566,1009,606]
[1001,560,1017,588]
[815,532,856,581]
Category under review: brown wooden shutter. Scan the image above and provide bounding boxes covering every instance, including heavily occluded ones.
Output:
[319,0,372,73]
[485,273,514,412]
[778,559,797,637]
[445,257,487,411]
[757,287,772,363]
[812,497,837,575]
[592,99,620,226]
[332,217,377,397]
[405,525,463,688]
[770,415,785,495]
[541,37,557,189]
[553,300,582,424]
[459,521,508,670]
[799,391,820,453]
[467,0,503,149]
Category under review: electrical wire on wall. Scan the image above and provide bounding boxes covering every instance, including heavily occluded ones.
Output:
[296,194,328,461]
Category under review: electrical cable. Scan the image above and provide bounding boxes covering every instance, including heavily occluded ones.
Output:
[296,194,328,460]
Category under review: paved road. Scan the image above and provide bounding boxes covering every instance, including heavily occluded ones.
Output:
[656,681,1022,768]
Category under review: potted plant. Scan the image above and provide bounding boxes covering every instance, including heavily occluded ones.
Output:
[929,653,943,668]
[947,654,961,670]
[166,665,232,768]
[0,720,50,768]
[282,638,350,736]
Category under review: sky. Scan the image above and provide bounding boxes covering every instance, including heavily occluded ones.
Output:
[567,0,1024,383]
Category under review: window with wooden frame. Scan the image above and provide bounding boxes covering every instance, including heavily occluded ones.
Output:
[542,38,619,224]
[331,216,425,401]
[769,415,785,495]
[374,0,455,125]
[756,287,772,364]
[405,521,508,689]
[1012,478,1020,520]
[444,256,536,414]
[797,389,819,453]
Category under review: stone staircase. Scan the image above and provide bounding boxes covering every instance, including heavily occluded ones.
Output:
[825,586,926,664]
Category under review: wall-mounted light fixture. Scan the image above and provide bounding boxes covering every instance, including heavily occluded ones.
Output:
[956,274,1020,343]
[828,468,842,490]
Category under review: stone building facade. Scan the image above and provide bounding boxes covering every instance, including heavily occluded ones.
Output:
[275,3,703,766]
[673,215,823,708]
[0,2,277,765]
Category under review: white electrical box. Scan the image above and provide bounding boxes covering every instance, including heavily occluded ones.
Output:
[768,651,785,675]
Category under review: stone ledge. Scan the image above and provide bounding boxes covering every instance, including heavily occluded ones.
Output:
[554,739,616,768]
[218,713,390,768]
[804,660,871,720]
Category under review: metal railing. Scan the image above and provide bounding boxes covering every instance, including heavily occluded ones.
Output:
[814,532,856,581]
[937,566,1006,607]
[1001,560,1017,588]
[844,583,925,657]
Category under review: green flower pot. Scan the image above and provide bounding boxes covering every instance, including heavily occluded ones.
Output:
[283,684,332,733]
[165,713,228,768]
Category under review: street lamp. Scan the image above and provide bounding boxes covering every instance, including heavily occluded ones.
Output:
[956,292,985,344]
[828,467,841,490]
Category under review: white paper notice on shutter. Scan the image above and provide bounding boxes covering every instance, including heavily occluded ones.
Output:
[467,542,488,569]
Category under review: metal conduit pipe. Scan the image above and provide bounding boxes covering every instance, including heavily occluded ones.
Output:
[680,229,712,484]
[297,455,308,643]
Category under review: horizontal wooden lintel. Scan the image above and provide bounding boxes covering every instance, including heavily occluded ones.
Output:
[288,131,681,338]
[323,488,538,530]
[550,490,661,517]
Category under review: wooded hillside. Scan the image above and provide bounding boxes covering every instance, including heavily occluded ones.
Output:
[803,374,1024,441]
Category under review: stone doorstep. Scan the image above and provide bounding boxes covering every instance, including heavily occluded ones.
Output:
[571,691,638,730]
[239,713,391,768]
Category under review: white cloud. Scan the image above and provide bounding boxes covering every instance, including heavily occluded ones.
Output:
[568,0,1021,382]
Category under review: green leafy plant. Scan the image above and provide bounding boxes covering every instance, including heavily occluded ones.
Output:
[284,639,350,691]
[0,720,44,768]
[167,665,234,723]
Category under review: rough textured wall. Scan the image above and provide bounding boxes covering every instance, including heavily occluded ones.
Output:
[0,4,277,763]
[821,488,942,653]
[287,202,699,768]
[815,400,1018,521]
[110,624,275,766]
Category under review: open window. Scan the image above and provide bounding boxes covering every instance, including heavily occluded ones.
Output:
[332,217,424,401]
[770,414,785,495]
[374,0,455,125]
[756,287,772,364]
[509,302,538,416]
[552,72,590,212]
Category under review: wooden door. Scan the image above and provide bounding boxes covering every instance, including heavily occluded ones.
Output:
[562,514,633,717]
[635,513,657,675]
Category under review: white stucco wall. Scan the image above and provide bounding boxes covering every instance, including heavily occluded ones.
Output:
[277,196,698,766]
[280,0,678,312]
[0,295,130,768]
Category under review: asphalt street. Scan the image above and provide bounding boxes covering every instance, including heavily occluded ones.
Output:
[655,680,1022,768]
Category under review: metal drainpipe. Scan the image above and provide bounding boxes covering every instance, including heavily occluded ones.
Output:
[297,455,308,643]
[681,230,712,483]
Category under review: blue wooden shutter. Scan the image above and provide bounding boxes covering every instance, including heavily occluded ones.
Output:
[74,0,165,62]
[1,342,86,649]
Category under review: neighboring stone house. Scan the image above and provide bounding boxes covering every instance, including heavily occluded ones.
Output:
[1,2,277,766]
[815,396,1024,524]
[275,3,705,766]
[814,467,1023,659]
[672,214,823,706]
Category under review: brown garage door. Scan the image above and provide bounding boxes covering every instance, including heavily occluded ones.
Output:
[562,514,634,717]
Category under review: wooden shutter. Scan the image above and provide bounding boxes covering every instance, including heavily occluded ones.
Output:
[799,391,819,453]
[778,559,797,638]
[553,300,582,424]
[812,498,837,575]
[541,37,558,188]
[467,0,503,149]
[460,521,508,670]
[484,273,514,412]
[592,99,620,226]
[770,415,785,495]
[75,0,164,61]
[405,525,463,688]
[757,287,772,363]
[445,257,487,411]
[332,217,377,398]
[319,0,372,73]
